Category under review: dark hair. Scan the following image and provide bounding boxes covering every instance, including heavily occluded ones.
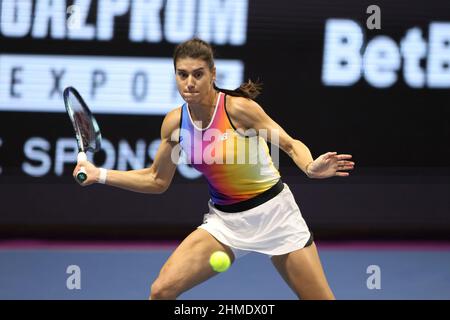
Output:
[173,37,262,99]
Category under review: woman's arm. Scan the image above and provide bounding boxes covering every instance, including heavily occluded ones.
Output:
[226,96,354,178]
[72,108,181,193]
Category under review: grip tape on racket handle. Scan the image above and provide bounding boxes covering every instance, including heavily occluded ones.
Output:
[76,152,88,183]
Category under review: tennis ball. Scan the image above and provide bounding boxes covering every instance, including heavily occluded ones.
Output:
[209,251,231,272]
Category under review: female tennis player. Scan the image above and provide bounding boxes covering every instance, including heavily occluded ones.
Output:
[73,38,354,300]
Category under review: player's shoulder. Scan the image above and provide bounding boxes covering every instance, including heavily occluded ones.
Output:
[161,106,182,138]
[226,95,262,118]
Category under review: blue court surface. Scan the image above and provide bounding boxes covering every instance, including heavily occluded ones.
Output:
[0,241,449,300]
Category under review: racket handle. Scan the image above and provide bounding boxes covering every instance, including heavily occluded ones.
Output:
[76,152,87,183]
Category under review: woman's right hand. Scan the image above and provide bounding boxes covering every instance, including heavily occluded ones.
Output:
[72,158,100,186]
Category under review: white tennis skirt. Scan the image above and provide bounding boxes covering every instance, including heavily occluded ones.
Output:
[198,183,312,258]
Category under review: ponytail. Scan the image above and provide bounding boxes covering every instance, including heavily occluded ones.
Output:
[214,79,263,99]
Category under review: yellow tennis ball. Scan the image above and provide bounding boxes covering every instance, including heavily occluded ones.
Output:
[209,251,231,272]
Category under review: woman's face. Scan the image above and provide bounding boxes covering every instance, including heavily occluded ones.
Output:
[175,57,216,105]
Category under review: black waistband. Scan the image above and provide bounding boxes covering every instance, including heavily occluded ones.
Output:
[213,179,284,213]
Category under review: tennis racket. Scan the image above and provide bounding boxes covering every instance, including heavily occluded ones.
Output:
[63,86,102,183]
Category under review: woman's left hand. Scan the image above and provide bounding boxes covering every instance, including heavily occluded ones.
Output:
[306,152,355,179]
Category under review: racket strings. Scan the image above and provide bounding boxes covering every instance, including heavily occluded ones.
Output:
[65,88,102,153]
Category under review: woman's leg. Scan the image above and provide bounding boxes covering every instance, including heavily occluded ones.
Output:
[149,228,235,299]
[271,242,335,300]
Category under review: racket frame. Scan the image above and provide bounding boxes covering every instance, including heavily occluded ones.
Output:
[63,87,102,183]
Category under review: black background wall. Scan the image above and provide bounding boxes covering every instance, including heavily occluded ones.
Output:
[0,0,449,240]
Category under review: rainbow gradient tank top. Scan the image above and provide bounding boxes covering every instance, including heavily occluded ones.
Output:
[179,92,281,206]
